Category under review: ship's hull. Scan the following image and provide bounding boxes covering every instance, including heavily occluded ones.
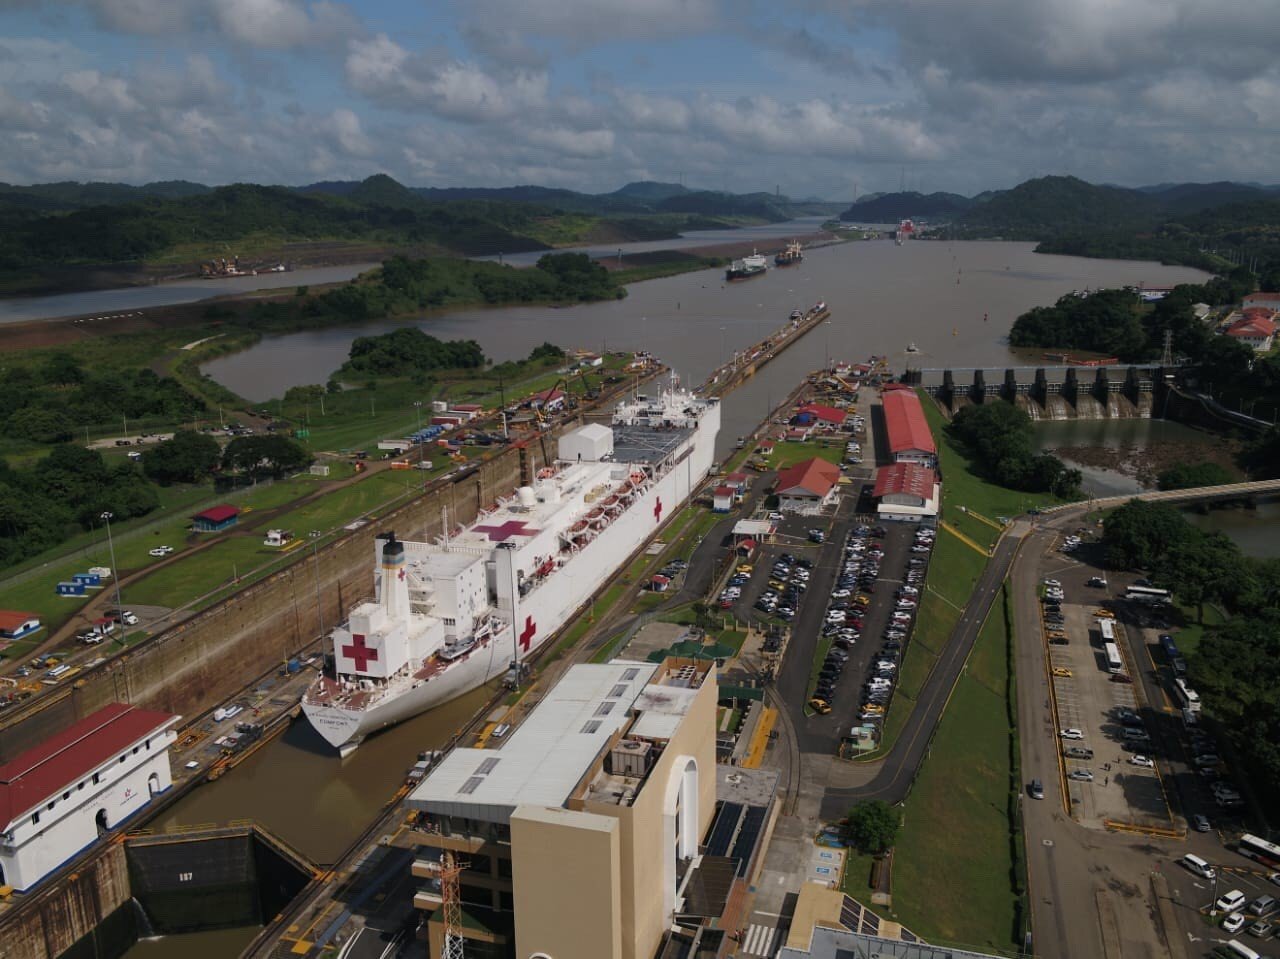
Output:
[774,254,802,266]
[302,403,720,752]
[725,266,767,281]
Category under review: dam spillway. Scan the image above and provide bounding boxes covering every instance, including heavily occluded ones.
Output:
[904,364,1168,419]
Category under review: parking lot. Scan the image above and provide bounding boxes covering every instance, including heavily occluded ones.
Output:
[1038,564,1175,829]
[728,500,930,755]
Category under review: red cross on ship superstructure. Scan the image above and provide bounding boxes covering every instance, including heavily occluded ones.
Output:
[342,633,379,671]
[653,497,664,523]
[473,519,541,542]
[519,615,537,652]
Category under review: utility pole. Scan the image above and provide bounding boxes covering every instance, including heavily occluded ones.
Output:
[101,511,126,644]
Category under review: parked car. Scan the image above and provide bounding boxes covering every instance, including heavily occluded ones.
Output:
[149,545,174,557]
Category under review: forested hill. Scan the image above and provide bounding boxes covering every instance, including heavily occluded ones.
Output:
[839,190,973,221]
[0,174,827,286]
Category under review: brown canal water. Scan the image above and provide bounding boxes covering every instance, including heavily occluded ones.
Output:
[201,239,1210,459]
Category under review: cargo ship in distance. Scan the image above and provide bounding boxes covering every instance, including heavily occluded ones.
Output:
[725,250,768,281]
[301,382,721,754]
[775,240,803,266]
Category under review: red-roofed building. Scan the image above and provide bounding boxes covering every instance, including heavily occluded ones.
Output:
[712,485,737,513]
[191,504,240,532]
[0,703,180,890]
[873,464,940,522]
[1223,312,1277,352]
[530,388,566,412]
[775,458,842,514]
[1243,292,1280,312]
[795,403,847,427]
[881,390,937,467]
[0,610,41,641]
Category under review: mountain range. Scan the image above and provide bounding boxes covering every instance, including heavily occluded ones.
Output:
[840,176,1280,234]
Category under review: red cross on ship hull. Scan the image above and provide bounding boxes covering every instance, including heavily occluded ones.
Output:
[519,616,537,652]
[342,633,379,671]
[473,519,541,542]
[653,497,664,523]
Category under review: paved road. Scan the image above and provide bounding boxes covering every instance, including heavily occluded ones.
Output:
[819,523,1028,815]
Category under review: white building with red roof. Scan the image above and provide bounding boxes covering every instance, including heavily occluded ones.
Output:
[881,387,937,468]
[873,463,940,522]
[1223,310,1277,352]
[774,458,842,514]
[0,703,179,890]
[1243,292,1280,312]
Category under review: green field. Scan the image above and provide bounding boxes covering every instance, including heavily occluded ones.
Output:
[769,437,845,470]
[888,589,1023,955]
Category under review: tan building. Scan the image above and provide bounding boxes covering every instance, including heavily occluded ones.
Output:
[406,657,718,959]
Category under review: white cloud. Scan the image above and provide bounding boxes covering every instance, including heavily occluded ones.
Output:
[461,0,719,46]
[345,35,547,121]
[527,126,614,158]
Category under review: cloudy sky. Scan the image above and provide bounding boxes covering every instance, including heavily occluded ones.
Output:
[1,0,1278,197]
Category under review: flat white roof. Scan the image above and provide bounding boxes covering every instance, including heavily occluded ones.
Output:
[408,661,659,820]
[732,519,775,537]
[629,685,698,740]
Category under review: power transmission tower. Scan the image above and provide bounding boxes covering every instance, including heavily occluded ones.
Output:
[1160,329,1174,367]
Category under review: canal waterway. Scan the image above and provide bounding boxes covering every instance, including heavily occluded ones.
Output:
[0,217,833,325]
[203,238,1211,460]
[126,241,1212,957]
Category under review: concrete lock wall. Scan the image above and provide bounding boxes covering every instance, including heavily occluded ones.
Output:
[0,444,528,757]
[0,842,132,959]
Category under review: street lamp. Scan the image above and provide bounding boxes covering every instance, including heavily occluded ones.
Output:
[100,511,126,641]
[413,401,425,477]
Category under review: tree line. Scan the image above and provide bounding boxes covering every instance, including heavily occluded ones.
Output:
[1102,499,1280,796]
[948,401,1082,498]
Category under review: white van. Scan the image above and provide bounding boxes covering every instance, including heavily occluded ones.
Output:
[1181,854,1216,879]
[1223,939,1261,959]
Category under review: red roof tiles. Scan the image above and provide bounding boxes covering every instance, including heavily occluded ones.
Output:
[0,703,178,829]
[882,390,936,457]
[775,458,841,498]
[796,403,846,424]
[193,504,240,524]
[873,463,937,501]
[0,610,38,632]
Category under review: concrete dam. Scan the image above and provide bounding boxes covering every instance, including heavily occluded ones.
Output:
[903,364,1173,419]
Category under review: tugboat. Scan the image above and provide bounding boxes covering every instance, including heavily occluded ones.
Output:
[726,251,768,281]
[905,342,920,354]
[775,240,803,266]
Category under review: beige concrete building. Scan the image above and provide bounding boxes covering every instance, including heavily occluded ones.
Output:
[406,657,718,959]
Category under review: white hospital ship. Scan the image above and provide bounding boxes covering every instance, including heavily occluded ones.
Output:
[301,382,720,754]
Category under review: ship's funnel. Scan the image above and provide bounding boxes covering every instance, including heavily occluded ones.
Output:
[381,534,408,618]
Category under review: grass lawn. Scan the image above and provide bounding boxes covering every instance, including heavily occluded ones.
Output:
[1171,602,1227,657]
[769,437,846,470]
[889,592,1022,956]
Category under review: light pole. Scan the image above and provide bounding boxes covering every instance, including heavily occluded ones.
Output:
[101,511,126,642]
[413,401,424,475]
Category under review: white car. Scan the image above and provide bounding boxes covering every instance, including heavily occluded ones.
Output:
[1068,769,1094,782]
[1043,579,1061,588]
[1217,890,1247,913]
[1222,912,1246,933]
[1128,755,1155,768]
[1060,728,1085,740]
[149,545,174,557]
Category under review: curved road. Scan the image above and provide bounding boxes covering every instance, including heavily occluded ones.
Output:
[819,523,1028,815]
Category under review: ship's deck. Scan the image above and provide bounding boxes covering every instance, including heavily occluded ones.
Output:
[611,422,692,464]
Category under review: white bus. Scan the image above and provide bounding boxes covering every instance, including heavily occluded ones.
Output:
[1097,618,1116,643]
[1103,642,1123,674]
[1173,677,1201,713]
[1237,833,1280,870]
[1126,585,1172,605]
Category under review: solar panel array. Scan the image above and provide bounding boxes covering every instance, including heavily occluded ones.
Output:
[704,801,743,857]
[730,805,766,876]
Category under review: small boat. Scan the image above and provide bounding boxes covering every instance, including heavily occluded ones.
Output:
[905,343,920,354]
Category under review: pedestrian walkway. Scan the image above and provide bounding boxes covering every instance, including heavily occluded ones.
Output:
[740,921,783,957]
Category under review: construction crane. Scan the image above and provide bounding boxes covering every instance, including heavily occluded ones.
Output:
[440,850,468,959]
